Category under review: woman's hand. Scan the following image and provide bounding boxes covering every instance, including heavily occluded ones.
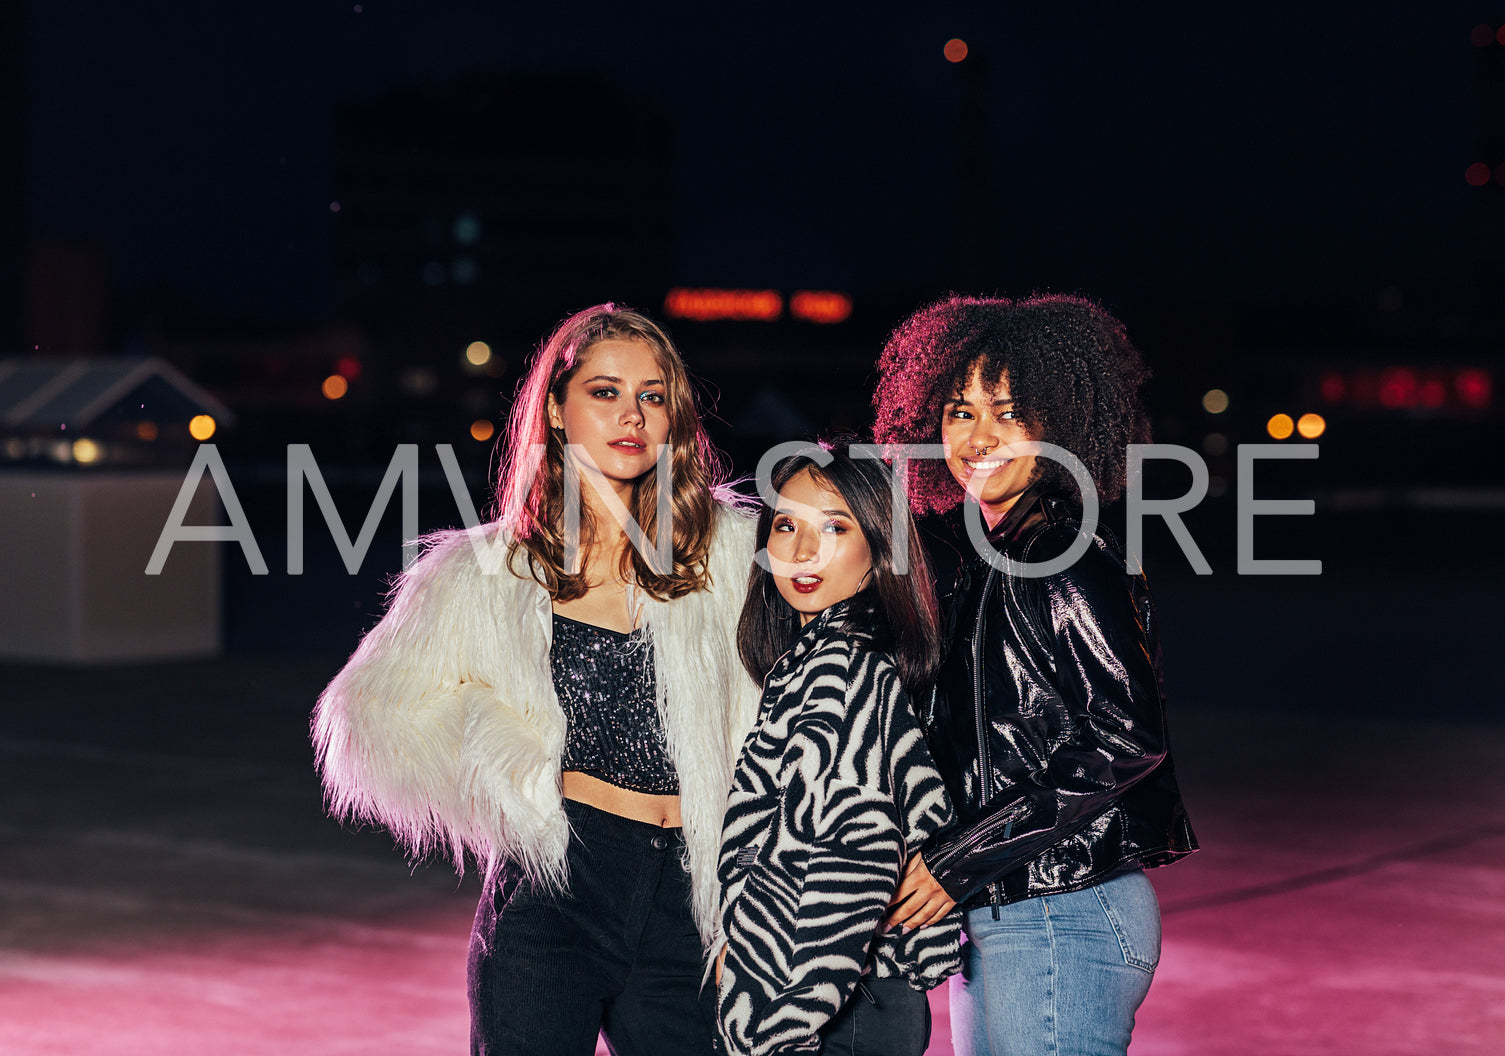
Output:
[884,852,955,930]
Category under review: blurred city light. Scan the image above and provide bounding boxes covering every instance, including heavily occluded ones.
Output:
[1202,432,1228,456]
[1266,413,1295,440]
[401,367,438,397]
[1466,162,1491,187]
[1471,23,1495,47]
[189,415,217,441]
[72,438,101,464]
[336,355,362,380]
[1201,388,1230,414]
[944,38,969,63]
[1319,372,1346,403]
[454,212,482,245]
[322,375,349,400]
[1456,368,1493,409]
[329,201,342,213]
[790,290,853,324]
[452,257,479,284]
[1495,164,1505,187]
[1419,378,1448,409]
[664,288,783,322]
[1378,367,1418,409]
[1296,413,1326,439]
[136,421,159,442]
[471,419,495,442]
[466,341,493,366]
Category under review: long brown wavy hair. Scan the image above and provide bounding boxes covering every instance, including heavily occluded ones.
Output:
[494,304,728,601]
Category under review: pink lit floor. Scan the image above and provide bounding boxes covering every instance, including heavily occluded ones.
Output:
[1,658,1503,1054]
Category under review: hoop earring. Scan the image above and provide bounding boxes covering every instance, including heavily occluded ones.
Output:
[762,576,792,621]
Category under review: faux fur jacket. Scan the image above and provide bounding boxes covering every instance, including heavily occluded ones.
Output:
[312,503,761,950]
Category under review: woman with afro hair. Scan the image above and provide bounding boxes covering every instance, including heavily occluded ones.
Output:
[871,294,1197,1056]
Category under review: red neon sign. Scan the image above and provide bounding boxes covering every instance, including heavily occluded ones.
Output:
[790,290,853,324]
[664,288,783,322]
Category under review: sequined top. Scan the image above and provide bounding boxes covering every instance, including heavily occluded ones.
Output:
[550,612,679,796]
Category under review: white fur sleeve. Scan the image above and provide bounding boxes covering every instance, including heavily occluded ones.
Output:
[311,529,556,874]
[711,505,763,759]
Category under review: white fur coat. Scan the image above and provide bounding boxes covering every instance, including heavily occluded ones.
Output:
[312,504,760,950]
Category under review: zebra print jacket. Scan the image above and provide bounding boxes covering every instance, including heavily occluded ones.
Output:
[716,601,961,1056]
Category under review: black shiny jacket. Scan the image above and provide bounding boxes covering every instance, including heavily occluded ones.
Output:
[920,489,1197,909]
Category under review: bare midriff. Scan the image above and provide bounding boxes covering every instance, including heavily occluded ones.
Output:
[562,770,682,828]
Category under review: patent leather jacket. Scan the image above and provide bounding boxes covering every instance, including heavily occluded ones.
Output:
[920,489,1197,909]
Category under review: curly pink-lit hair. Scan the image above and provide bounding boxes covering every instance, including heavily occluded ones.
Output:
[872,293,1150,514]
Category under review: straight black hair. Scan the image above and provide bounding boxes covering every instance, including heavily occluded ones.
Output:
[736,442,941,698]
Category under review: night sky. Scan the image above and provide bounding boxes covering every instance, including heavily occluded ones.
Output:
[24,1,1501,327]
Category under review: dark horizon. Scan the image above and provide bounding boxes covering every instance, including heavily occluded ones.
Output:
[15,1,1505,340]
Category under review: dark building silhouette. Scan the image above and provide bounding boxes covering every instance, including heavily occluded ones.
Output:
[333,73,674,391]
[2,1,25,355]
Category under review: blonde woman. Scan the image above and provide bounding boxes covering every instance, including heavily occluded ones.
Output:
[314,304,759,1055]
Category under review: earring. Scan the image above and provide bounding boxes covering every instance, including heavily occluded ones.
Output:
[762,576,792,620]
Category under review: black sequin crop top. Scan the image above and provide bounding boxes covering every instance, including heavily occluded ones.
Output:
[550,613,679,796]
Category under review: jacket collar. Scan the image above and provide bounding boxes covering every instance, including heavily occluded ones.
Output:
[982,485,1047,547]
[781,598,853,667]
[982,486,1082,547]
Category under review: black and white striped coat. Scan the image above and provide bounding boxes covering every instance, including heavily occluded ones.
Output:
[716,602,961,1056]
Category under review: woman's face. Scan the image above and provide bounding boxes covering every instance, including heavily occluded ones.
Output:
[941,364,1039,526]
[546,338,671,503]
[766,469,874,626]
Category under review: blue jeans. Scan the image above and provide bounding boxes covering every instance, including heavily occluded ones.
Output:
[949,868,1161,1056]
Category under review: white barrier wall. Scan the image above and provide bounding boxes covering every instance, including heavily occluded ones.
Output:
[0,471,219,662]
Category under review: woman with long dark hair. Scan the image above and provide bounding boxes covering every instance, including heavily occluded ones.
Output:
[314,304,760,1055]
[873,295,1198,1056]
[715,444,959,1056]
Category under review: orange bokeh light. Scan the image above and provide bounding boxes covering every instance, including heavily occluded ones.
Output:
[188,415,217,441]
[790,290,853,324]
[1296,413,1326,439]
[944,38,968,63]
[1266,414,1295,440]
[322,375,349,400]
[471,419,495,442]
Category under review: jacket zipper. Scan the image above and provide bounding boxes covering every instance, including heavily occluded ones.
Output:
[971,566,996,801]
[971,567,1004,919]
